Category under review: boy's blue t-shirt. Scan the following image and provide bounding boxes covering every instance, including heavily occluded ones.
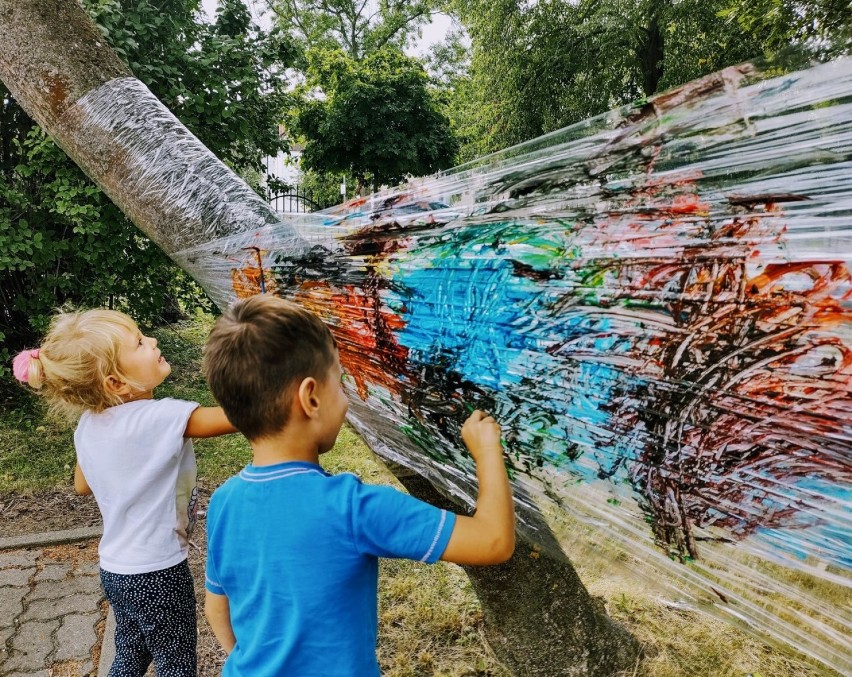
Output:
[205,461,456,677]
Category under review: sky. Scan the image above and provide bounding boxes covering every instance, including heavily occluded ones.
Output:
[199,0,453,57]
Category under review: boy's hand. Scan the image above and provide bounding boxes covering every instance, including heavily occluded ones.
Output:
[461,410,502,462]
[441,410,515,565]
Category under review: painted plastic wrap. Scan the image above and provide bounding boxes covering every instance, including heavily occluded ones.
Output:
[109,59,852,671]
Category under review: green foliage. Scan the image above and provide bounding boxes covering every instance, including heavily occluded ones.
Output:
[298,168,357,207]
[274,0,457,194]
[447,0,847,157]
[292,47,458,191]
[719,0,852,59]
[273,0,438,61]
[0,0,295,380]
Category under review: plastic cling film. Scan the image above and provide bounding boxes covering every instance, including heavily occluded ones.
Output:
[85,58,852,673]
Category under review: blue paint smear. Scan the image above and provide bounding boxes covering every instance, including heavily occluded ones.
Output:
[384,221,851,570]
[389,229,629,480]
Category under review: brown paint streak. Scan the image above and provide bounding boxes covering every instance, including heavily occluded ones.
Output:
[728,194,810,207]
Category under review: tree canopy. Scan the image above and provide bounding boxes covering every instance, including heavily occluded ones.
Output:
[272,0,458,194]
[447,0,851,158]
[292,47,457,191]
[272,0,439,61]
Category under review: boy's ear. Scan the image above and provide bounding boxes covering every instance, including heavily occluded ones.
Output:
[296,377,320,419]
[103,374,131,397]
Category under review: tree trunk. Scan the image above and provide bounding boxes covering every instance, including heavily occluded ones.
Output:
[0,0,307,256]
[637,1,666,96]
[389,464,640,676]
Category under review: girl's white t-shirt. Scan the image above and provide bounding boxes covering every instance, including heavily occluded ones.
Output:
[75,398,200,575]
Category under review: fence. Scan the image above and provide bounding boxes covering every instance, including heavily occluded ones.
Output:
[267,185,327,213]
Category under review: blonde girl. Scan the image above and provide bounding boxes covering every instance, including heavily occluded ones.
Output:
[13,308,236,677]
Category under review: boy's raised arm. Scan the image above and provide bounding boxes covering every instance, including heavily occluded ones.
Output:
[440,411,516,566]
[184,406,238,439]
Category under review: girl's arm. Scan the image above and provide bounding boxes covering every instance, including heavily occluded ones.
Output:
[74,463,92,495]
[205,591,236,653]
[184,406,238,438]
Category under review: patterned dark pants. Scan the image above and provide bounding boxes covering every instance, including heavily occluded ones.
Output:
[100,559,197,677]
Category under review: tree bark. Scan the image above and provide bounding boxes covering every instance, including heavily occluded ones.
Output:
[0,1,130,129]
[637,1,667,96]
[389,464,640,677]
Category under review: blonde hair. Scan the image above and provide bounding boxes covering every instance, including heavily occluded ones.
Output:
[23,309,142,419]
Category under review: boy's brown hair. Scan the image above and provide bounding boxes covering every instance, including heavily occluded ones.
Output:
[203,295,337,441]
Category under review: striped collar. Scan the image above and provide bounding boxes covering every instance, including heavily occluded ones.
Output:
[238,461,329,483]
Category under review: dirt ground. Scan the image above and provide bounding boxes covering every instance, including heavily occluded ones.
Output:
[0,487,101,537]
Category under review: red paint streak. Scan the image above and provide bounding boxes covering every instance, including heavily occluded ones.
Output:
[294,282,409,400]
[668,194,706,215]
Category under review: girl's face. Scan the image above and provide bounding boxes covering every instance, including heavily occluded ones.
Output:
[114,325,171,400]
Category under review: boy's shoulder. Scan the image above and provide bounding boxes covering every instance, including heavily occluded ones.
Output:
[209,471,243,499]
[208,468,375,509]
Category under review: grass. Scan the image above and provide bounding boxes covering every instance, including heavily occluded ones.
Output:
[0,313,842,677]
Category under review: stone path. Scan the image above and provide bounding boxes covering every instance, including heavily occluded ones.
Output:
[0,528,108,677]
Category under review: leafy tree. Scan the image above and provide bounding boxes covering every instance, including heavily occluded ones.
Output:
[272,0,438,61]
[421,25,478,162]
[720,0,852,59]
[273,0,458,195]
[297,167,357,207]
[449,0,775,155]
[292,47,457,192]
[0,0,295,377]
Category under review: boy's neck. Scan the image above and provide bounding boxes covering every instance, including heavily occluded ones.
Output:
[250,428,321,467]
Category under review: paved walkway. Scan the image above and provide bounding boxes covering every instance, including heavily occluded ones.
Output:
[0,527,114,677]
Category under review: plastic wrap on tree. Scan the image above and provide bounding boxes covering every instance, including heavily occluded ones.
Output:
[174,60,852,675]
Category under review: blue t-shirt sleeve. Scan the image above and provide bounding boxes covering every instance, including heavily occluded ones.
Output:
[349,479,456,563]
[205,560,224,594]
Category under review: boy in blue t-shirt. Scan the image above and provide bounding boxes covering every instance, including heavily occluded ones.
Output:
[202,295,515,676]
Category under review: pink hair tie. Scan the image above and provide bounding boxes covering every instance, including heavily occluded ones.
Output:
[12,349,40,383]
